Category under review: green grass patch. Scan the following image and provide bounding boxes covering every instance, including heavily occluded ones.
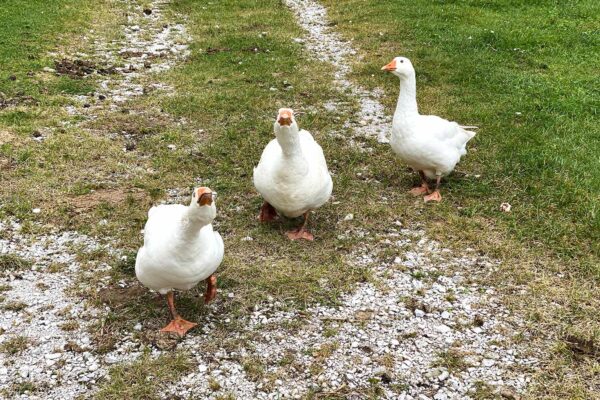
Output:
[94,352,193,400]
[0,254,31,273]
[0,335,31,355]
[321,0,600,271]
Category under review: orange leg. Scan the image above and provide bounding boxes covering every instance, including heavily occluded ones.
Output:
[159,291,197,337]
[286,212,314,241]
[424,176,443,202]
[409,171,430,196]
[204,274,217,303]
[258,201,278,222]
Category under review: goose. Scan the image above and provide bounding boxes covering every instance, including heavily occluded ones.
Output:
[382,57,477,202]
[135,186,224,336]
[253,108,333,240]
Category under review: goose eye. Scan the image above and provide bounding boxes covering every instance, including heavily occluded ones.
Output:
[400,59,404,63]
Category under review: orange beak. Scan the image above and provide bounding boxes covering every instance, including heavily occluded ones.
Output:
[196,187,215,206]
[381,59,397,72]
[277,108,293,126]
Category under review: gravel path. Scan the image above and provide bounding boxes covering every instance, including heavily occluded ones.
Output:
[284,0,392,146]
[0,0,190,398]
[0,221,115,398]
[162,227,536,399]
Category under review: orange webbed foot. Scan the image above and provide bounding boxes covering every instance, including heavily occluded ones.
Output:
[160,317,197,337]
[409,184,429,196]
[424,190,442,203]
[286,229,314,241]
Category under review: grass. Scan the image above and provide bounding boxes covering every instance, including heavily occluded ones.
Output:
[433,349,468,373]
[0,335,31,355]
[1,301,28,312]
[320,0,600,269]
[94,352,192,400]
[0,254,31,273]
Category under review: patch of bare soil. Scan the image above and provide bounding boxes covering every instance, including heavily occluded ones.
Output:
[69,188,148,212]
[205,47,231,55]
[0,130,15,144]
[54,58,117,78]
[0,92,38,109]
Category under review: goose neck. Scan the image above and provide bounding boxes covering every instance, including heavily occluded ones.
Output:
[276,126,303,158]
[394,73,419,118]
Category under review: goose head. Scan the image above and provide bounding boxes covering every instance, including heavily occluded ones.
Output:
[189,186,217,222]
[274,108,297,130]
[273,108,300,151]
[381,56,415,79]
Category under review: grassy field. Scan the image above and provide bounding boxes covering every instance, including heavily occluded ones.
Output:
[322,0,600,270]
[0,0,599,398]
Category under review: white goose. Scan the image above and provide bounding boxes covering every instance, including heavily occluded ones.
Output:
[382,57,477,202]
[253,108,333,240]
[135,187,224,336]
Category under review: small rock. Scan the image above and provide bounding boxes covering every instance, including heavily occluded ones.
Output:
[482,358,495,367]
[32,208,41,214]
[415,309,425,318]
[42,67,56,73]
[438,371,449,381]
[8,75,16,81]
[500,388,520,399]
[500,202,511,212]
[133,323,142,331]
[167,144,177,150]
[105,355,119,364]
[344,213,354,221]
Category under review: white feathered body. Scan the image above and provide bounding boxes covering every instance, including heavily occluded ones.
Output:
[253,129,332,218]
[135,204,224,294]
[391,114,476,179]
